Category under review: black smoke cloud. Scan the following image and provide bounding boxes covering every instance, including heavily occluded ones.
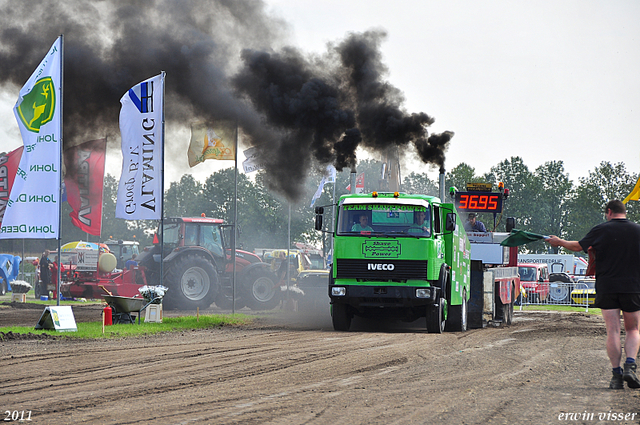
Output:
[0,0,452,201]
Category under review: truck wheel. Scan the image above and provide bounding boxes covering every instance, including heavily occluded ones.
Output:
[501,283,514,325]
[445,289,467,332]
[426,299,445,333]
[242,267,280,311]
[164,254,218,310]
[332,303,351,331]
[494,285,514,325]
[503,301,513,325]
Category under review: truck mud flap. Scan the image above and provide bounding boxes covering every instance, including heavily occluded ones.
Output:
[468,265,485,329]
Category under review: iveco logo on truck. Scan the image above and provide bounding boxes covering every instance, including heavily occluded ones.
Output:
[368,263,395,271]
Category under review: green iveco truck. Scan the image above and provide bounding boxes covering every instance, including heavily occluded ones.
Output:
[315,192,470,333]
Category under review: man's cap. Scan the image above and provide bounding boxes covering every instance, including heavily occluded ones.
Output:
[468,213,477,218]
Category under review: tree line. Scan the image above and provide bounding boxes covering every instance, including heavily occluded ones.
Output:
[1,156,637,259]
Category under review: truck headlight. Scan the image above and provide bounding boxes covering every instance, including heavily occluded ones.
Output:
[416,288,430,298]
[331,287,346,296]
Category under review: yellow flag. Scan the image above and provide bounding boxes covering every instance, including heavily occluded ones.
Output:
[187,122,235,167]
[622,176,640,204]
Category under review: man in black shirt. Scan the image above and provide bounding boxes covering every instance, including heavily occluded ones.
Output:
[39,250,52,298]
[547,200,640,390]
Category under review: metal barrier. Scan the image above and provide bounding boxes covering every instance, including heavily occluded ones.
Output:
[518,279,595,312]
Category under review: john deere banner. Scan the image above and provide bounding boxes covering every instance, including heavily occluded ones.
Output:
[187,122,235,167]
[1,37,62,239]
[116,73,164,220]
[64,138,106,236]
[0,146,24,227]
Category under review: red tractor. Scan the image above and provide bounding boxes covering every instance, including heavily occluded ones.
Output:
[136,217,282,310]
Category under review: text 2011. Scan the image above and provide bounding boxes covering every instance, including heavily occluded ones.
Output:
[4,411,32,421]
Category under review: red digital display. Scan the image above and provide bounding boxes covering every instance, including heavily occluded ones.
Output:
[455,192,503,213]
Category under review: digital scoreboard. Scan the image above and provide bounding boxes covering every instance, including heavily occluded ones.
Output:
[454,192,503,213]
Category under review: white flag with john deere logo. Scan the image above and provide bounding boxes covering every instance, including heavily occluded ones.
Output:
[0,37,62,239]
[116,73,164,220]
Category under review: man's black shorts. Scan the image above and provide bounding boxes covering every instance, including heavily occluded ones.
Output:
[594,293,640,312]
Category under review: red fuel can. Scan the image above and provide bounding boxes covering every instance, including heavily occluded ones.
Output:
[103,305,112,326]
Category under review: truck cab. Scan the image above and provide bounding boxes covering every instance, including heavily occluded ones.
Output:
[518,262,550,303]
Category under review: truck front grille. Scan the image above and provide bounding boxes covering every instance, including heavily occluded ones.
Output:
[336,259,428,280]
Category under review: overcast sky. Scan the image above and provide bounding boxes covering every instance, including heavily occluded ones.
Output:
[264,0,640,183]
[0,0,638,188]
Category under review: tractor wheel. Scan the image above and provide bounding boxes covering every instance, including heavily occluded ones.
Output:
[241,267,280,311]
[331,303,351,331]
[549,273,573,303]
[445,289,468,332]
[164,254,218,310]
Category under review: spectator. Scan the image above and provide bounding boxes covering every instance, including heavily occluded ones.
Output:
[39,250,51,298]
[464,213,487,233]
[276,252,289,282]
[125,254,138,269]
[50,256,59,300]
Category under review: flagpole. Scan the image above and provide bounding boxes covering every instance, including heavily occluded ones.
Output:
[160,71,166,290]
[232,118,238,314]
[56,34,64,306]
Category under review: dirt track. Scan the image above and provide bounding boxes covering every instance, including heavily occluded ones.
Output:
[1,303,640,424]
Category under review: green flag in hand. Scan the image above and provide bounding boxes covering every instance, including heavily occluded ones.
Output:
[500,229,549,247]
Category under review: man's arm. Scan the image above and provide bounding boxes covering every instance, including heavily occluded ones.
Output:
[546,235,583,252]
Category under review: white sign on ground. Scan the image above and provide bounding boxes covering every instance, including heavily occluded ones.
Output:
[35,306,77,332]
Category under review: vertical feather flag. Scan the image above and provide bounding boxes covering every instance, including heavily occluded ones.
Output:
[64,138,106,236]
[1,37,62,239]
[116,73,164,220]
[0,146,24,228]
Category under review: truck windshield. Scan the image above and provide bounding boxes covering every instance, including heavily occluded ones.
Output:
[518,267,537,281]
[337,203,431,237]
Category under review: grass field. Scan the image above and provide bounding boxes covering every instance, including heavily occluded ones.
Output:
[0,314,253,339]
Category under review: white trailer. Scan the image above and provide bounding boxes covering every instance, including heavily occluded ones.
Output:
[518,254,588,276]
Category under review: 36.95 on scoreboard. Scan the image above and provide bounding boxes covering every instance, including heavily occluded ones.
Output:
[454,192,503,213]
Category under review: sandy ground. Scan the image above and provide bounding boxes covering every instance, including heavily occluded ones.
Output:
[1,300,640,424]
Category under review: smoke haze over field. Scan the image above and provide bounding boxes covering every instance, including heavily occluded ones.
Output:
[0,0,451,200]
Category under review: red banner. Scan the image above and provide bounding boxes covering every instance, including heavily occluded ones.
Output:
[64,139,106,236]
[0,146,24,227]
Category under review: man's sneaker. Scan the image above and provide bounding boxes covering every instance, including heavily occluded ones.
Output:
[623,363,640,389]
[610,371,624,389]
